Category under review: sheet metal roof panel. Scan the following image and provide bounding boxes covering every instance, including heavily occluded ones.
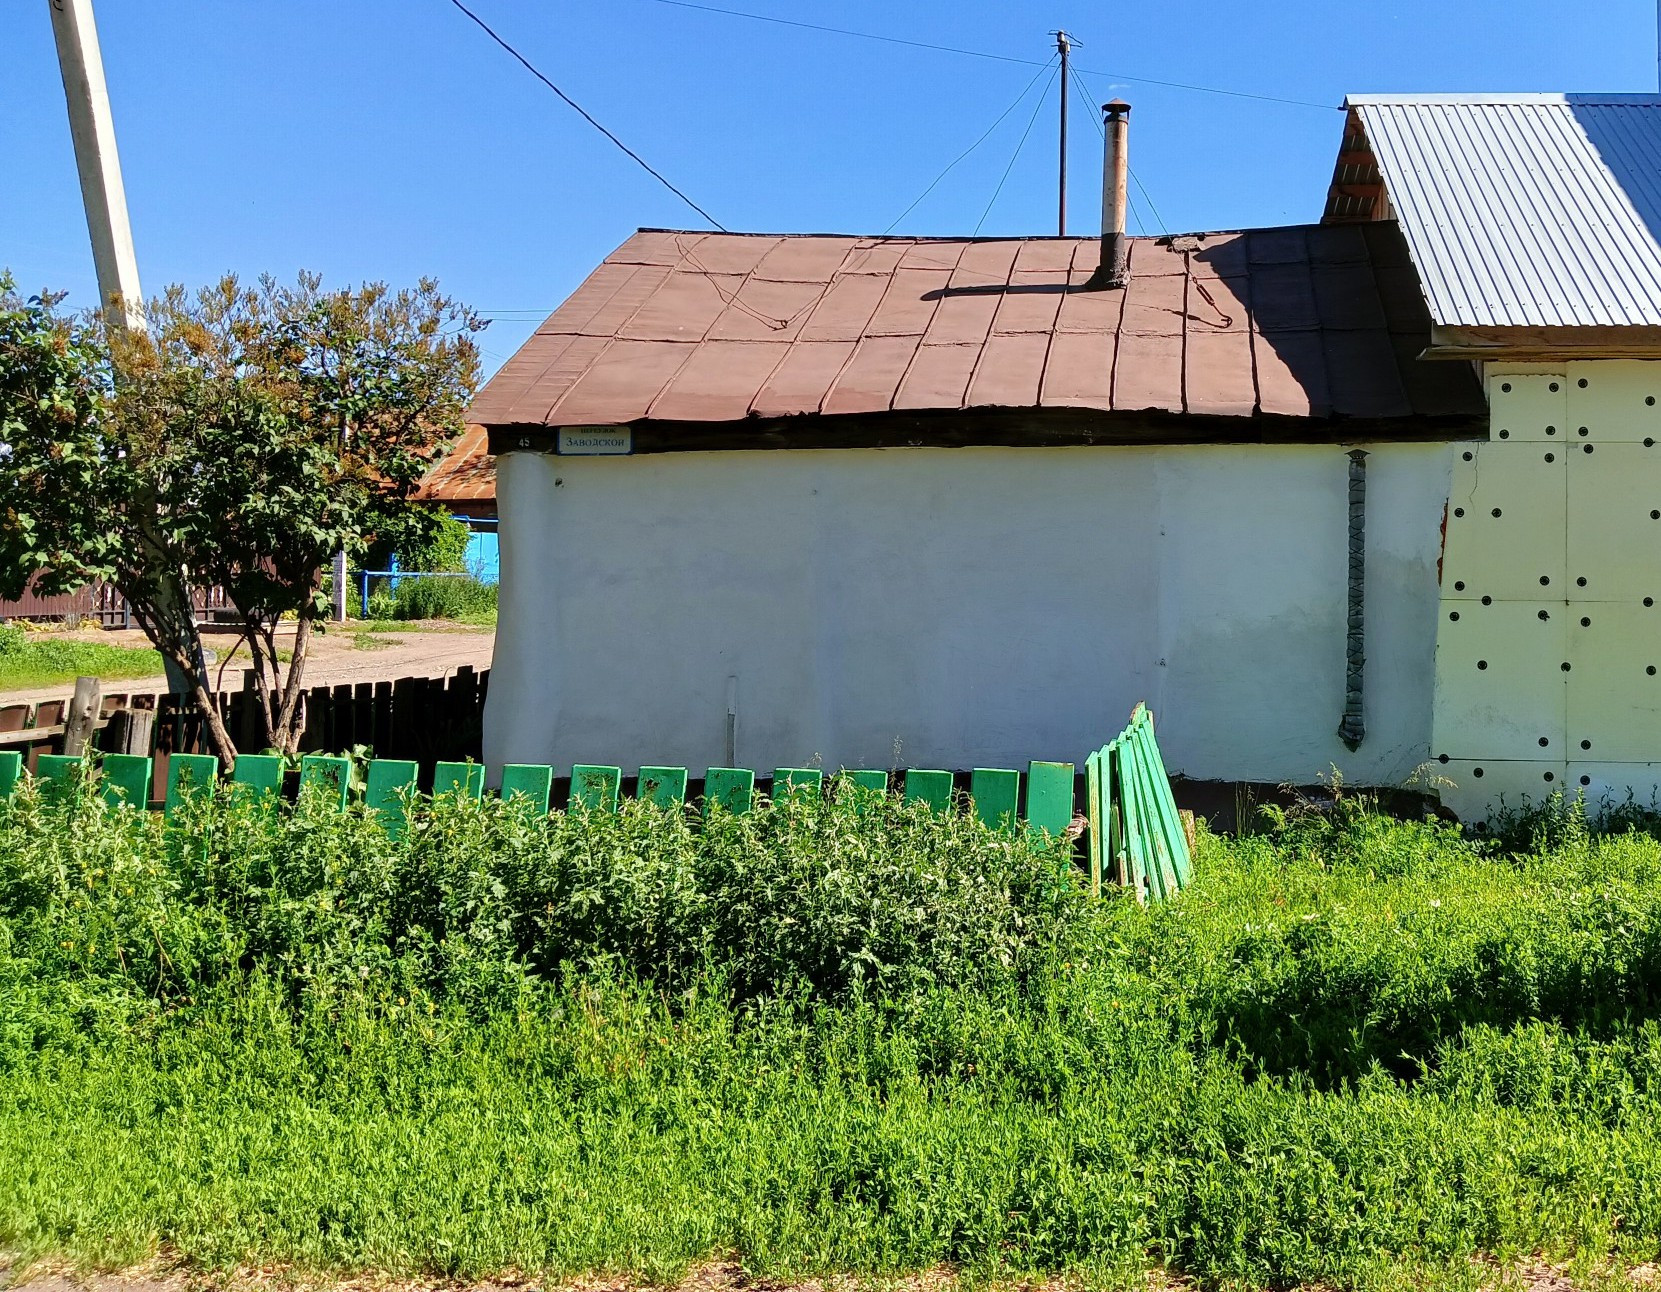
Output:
[1350,95,1661,327]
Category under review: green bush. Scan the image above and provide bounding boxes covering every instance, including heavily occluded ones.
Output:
[0,622,23,660]
[370,574,496,623]
[7,787,1661,1286]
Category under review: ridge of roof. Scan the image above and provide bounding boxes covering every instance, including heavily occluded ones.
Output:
[633,223,1339,243]
[1347,92,1661,107]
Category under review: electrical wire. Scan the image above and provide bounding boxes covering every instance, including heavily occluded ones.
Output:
[444,0,729,231]
[973,64,1059,237]
[638,0,1340,112]
[883,58,1057,235]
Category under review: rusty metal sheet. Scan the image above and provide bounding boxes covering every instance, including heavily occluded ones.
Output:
[966,333,1049,408]
[823,335,920,415]
[991,270,1068,334]
[647,341,790,423]
[555,263,672,338]
[1184,329,1257,417]
[1322,329,1411,419]
[619,271,743,342]
[1119,269,1186,337]
[1188,232,1248,278]
[549,339,695,424]
[1313,262,1389,329]
[705,278,827,342]
[752,236,861,282]
[865,268,952,337]
[1038,331,1114,408]
[678,234,781,276]
[796,273,888,342]
[749,340,855,417]
[1254,330,1328,419]
[1112,330,1185,414]
[895,343,980,411]
[1249,264,1320,331]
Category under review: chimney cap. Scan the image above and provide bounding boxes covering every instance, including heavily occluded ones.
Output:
[1103,99,1132,115]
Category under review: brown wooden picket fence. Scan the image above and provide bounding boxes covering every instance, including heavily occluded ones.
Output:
[0,666,487,786]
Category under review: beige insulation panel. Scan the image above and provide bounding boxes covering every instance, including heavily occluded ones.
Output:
[1565,361,1661,443]
[1435,760,1566,822]
[1433,599,1566,761]
[1567,605,1661,762]
[1444,441,1566,600]
[1567,444,1661,600]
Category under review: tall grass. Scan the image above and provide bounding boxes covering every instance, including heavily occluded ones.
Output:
[4,784,1661,1288]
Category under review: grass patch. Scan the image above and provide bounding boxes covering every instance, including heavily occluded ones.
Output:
[365,575,496,627]
[0,623,162,690]
[4,786,1661,1288]
[350,633,401,651]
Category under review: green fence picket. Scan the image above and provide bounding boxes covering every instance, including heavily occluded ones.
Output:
[433,761,484,801]
[1025,761,1074,837]
[1084,749,1102,894]
[970,767,1021,831]
[0,751,21,799]
[704,767,754,815]
[772,767,822,802]
[637,766,687,809]
[499,764,553,814]
[1132,716,1192,885]
[571,764,621,811]
[100,753,152,809]
[1112,741,1148,902]
[231,754,285,802]
[904,769,953,812]
[365,759,419,834]
[300,755,351,809]
[844,770,888,794]
[165,753,220,815]
[36,754,82,792]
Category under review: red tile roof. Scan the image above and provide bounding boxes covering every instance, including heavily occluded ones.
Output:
[469,222,1482,433]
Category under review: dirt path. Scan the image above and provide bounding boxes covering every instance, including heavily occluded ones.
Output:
[0,1256,1642,1292]
[0,623,494,708]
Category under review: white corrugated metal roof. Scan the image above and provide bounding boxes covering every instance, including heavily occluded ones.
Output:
[1347,94,1661,328]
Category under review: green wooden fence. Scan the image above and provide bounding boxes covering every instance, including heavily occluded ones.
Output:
[0,719,1194,901]
[0,750,1077,833]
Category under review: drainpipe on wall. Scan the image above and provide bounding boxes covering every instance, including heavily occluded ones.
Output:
[1338,449,1368,751]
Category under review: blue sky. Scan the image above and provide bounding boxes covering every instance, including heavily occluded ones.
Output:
[3,0,1657,374]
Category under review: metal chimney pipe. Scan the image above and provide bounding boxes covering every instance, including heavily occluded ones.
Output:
[1087,100,1132,290]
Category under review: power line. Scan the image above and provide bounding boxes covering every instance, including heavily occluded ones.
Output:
[638,0,1340,112]
[444,0,729,231]
[974,65,1059,237]
[883,58,1057,235]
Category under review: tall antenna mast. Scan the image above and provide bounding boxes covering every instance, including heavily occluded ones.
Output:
[1055,29,1071,235]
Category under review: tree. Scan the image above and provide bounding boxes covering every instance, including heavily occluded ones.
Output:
[0,272,482,765]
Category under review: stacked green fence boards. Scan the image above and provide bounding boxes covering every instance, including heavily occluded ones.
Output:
[1085,705,1193,903]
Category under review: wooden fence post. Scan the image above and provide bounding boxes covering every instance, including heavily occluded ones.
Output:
[103,708,155,756]
[62,676,101,756]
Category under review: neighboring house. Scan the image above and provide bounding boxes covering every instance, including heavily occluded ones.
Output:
[466,93,1661,819]
[414,424,499,583]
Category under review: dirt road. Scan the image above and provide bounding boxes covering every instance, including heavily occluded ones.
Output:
[0,623,495,708]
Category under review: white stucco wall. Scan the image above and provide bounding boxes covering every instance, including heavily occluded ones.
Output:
[486,443,1454,786]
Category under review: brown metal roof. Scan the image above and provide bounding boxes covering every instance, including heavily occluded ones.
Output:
[469,222,1482,437]
[415,424,495,504]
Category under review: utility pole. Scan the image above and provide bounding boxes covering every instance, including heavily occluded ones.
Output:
[1055,29,1071,236]
[48,0,144,335]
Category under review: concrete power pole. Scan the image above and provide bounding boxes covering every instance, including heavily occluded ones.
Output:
[48,0,144,335]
